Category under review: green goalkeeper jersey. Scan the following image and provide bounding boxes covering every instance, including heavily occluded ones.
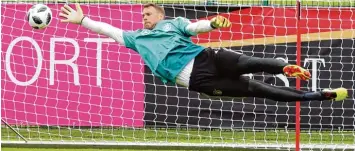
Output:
[123,17,205,83]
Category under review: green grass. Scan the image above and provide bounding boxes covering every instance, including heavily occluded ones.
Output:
[2,126,355,144]
[1,125,355,151]
[2,126,355,150]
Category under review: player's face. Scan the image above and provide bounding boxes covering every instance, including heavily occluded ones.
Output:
[143,6,164,29]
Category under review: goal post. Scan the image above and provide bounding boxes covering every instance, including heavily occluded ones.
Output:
[1,0,355,150]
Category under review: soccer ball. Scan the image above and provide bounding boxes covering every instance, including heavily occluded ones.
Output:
[27,4,52,29]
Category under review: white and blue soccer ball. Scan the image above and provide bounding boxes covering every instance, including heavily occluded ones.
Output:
[27,4,52,29]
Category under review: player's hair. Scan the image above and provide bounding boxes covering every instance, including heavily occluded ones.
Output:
[143,3,165,16]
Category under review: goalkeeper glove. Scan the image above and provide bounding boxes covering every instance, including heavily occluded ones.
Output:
[210,16,231,29]
[59,4,85,24]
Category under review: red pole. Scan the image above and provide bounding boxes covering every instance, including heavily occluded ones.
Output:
[295,0,301,151]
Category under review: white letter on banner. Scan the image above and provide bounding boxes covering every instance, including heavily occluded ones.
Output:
[6,37,43,86]
[275,57,289,87]
[50,38,80,85]
[304,58,325,92]
[84,38,115,86]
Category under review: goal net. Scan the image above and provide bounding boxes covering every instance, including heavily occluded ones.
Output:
[1,0,354,150]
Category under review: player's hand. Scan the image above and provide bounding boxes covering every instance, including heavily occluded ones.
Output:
[210,16,231,28]
[59,4,84,24]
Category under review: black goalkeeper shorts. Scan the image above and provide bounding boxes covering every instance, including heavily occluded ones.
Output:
[188,47,245,97]
[188,47,287,97]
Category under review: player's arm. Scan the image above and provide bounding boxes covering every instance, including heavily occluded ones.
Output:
[59,4,125,45]
[185,16,231,34]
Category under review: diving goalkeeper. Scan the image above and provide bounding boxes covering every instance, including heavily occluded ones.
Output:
[59,3,348,102]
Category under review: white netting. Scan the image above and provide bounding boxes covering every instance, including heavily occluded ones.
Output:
[2,1,146,141]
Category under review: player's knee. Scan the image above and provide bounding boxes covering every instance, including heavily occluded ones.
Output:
[240,55,263,67]
[247,80,266,93]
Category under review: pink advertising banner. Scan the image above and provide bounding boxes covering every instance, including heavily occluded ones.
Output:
[1,4,145,127]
